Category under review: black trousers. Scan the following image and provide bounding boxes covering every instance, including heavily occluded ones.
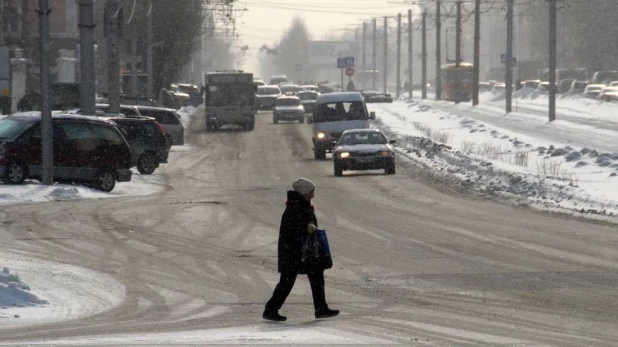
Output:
[265,270,327,312]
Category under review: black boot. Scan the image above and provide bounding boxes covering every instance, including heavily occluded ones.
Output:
[263,310,287,322]
[315,307,339,319]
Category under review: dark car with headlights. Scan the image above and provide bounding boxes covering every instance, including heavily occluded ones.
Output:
[273,96,305,123]
[332,129,395,176]
[255,85,282,111]
[297,90,319,116]
[0,112,132,191]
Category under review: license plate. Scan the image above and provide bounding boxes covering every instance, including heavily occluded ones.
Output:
[356,157,374,163]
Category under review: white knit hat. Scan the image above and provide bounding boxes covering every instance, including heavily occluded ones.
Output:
[292,178,316,195]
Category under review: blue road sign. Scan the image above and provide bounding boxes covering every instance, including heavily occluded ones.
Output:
[500,54,517,66]
[337,58,346,68]
[345,56,355,67]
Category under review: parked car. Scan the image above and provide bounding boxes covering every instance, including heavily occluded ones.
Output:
[171,83,203,107]
[597,87,618,102]
[255,85,282,111]
[583,84,605,99]
[492,83,506,93]
[558,79,576,93]
[133,106,185,146]
[110,116,170,174]
[591,70,618,85]
[92,103,141,117]
[253,79,266,88]
[169,91,192,108]
[119,94,159,107]
[332,129,396,177]
[478,82,493,92]
[297,90,319,116]
[523,80,541,89]
[568,80,588,94]
[361,90,393,103]
[536,82,551,93]
[0,113,132,191]
[273,96,305,124]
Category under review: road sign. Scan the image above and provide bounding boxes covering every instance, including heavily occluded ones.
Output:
[337,58,346,68]
[500,53,517,66]
[345,67,355,77]
[345,56,355,67]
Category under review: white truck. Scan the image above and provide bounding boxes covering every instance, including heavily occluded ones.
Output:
[204,71,255,131]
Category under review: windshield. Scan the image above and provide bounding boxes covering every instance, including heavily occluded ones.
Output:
[276,98,300,106]
[257,87,280,95]
[0,117,34,140]
[339,132,387,145]
[207,84,253,106]
[316,101,366,122]
[443,68,473,81]
[298,93,318,101]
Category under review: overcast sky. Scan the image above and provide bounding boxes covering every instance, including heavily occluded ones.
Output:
[235,0,418,72]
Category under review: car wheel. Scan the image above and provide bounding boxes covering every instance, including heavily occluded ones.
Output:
[299,116,304,124]
[314,149,326,160]
[94,169,117,192]
[137,152,158,174]
[334,163,343,177]
[3,161,26,184]
[385,165,396,175]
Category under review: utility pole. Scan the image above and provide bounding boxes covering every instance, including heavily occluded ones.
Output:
[146,0,153,98]
[548,0,557,122]
[362,22,366,72]
[78,0,96,116]
[473,0,481,105]
[106,0,121,113]
[422,11,427,99]
[131,21,138,101]
[383,17,388,94]
[408,9,413,98]
[505,0,514,113]
[372,18,377,91]
[38,0,53,185]
[456,0,462,67]
[396,13,401,98]
[435,0,442,100]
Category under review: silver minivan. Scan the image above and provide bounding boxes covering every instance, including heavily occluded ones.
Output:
[308,92,375,160]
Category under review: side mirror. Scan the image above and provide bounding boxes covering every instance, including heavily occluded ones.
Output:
[389,139,396,144]
[370,111,376,120]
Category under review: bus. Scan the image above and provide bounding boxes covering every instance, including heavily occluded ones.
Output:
[441,63,474,102]
[204,70,255,131]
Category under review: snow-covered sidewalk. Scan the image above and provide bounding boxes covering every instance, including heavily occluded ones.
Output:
[368,95,618,220]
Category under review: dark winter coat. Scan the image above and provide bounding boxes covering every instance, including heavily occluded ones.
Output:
[277,190,318,274]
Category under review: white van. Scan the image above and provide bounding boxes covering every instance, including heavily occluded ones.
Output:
[308,92,375,159]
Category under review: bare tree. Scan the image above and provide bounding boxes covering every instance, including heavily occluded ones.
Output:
[271,17,313,83]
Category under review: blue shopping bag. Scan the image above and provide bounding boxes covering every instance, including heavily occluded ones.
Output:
[301,228,333,270]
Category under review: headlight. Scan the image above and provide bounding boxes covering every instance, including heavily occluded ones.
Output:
[379,151,393,157]
[339,152,350,159]
[316,131,326,140]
